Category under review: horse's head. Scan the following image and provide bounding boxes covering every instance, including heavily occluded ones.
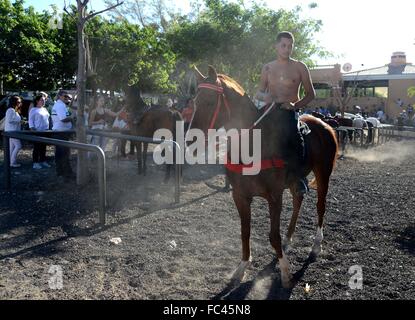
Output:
[191,65,256,134]
[190,65,223,133]
[124,84,150,131]
[125,84,147,113]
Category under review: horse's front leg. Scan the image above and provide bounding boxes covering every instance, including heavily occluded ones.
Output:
[231,191,252,282]
[283,185,305,250]
[269,193,293,288]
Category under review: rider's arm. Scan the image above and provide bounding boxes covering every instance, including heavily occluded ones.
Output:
[292,62,315,110]
[255,64,272,104]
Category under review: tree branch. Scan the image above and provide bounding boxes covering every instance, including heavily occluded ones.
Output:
[64,0,76,18]
[85,1,124,21]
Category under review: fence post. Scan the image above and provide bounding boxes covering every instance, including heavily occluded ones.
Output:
[3,131,107,225]
[3,134,11,190]
[97,147,107,225]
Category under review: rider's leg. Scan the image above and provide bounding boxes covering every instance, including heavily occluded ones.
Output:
[287,111,308,195]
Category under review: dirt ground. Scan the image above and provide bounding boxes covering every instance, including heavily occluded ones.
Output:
[0,139,414,300]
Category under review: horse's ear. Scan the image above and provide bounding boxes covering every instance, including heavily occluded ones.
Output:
[194,66,206,83]
[208,65,218,81]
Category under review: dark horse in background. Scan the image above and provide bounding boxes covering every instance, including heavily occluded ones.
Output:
[125,86,183,182]
[191,66,338,288]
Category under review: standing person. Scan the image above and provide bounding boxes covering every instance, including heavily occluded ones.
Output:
[28,91,48,116]
[4,96,23,168]
[254,31,316,195]
[376,108,384,121]
[29,95,51,169]
[88,95,118,152]
[112,104,134,158]
[166,98,173,109]
[407,104,413,118]
[395,98,404,109]
[51,90,75,180]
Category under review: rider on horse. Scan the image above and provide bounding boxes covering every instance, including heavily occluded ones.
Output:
[254,31,316,195]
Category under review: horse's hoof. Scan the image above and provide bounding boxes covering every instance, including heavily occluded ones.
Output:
[311,244,322,256]
[308,251,317,262]
[230,260,250,283]
[281,274,294,289]
[309,245,322,262]
[282,238,292,251]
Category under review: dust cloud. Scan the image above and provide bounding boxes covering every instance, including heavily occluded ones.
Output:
[346,141,415,163]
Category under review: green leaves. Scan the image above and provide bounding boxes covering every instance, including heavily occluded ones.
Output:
[408,86,415,98]
[0,0,330,96]
[0,0,66,90]
[167,0,330,94]
[88,19,176,93]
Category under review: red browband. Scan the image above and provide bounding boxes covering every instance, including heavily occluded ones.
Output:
[198,83,224,93]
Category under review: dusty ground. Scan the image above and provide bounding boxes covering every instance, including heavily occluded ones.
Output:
[0,139,414,300]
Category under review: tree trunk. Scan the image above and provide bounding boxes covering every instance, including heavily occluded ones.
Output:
[72,0,123,185]
[76,15,88,185]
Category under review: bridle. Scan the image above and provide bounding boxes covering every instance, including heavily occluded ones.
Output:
[196,79,276,130]
[197,80,231,130]
[194,79,286,172]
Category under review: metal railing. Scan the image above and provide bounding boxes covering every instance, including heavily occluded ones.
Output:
[86,129,182,203]
[335,125,388,151]
[2,131,107,225]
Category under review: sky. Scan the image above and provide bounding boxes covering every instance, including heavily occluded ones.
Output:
[23,0,415,72]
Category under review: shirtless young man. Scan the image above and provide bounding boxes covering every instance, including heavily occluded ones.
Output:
[255,31,316,195]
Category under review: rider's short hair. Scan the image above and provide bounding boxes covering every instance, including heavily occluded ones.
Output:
[277,31,294,43]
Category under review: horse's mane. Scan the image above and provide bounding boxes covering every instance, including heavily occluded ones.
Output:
[218,74,245,96]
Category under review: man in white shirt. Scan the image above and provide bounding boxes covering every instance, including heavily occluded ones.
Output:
[51,90,74,179]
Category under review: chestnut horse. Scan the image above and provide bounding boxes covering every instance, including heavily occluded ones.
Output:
[126,91,182,181]
[191,66,338,288]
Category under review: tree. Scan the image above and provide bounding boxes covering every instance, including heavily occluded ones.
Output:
[0,0,62,91]
[167,0,330,95]
[104,0,180,32]
[87,19,176,94]
[408,86,415,98]
[64,0,123,185]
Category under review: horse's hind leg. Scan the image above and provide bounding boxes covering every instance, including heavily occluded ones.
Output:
[310,170,330,257]
[231,192,252,282]
[283,187,304,250]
